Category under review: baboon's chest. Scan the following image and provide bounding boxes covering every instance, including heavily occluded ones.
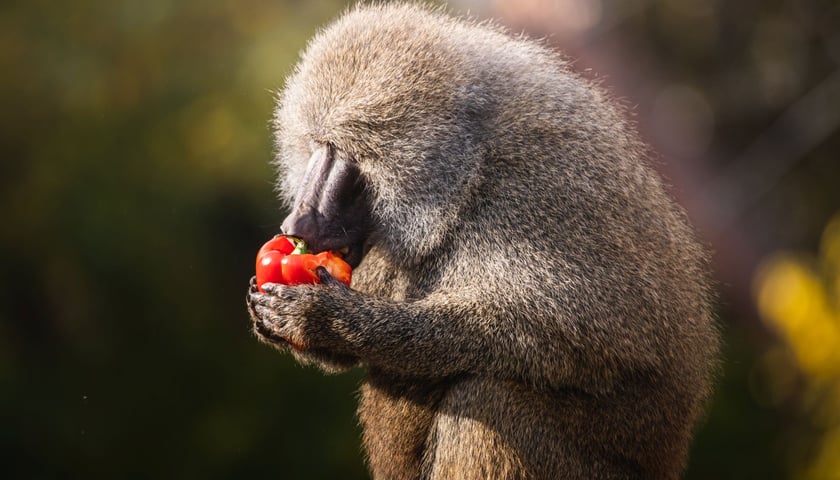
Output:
[357,373,449,479]
[352,250,441,301]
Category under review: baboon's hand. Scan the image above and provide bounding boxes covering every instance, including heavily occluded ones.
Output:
[246,276,294,351]
[247,268,359,368]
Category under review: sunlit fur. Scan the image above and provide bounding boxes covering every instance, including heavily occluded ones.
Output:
[264,3,718,479]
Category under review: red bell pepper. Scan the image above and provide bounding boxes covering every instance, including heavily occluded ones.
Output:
[255,235,352,292]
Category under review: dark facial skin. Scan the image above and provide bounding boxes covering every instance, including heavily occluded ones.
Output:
[247,143,370,359]
[280,144,370,269]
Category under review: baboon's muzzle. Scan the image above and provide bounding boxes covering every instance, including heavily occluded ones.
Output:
[281,144,370,268]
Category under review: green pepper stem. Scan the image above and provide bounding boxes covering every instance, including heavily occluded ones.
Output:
[288,236,309,255]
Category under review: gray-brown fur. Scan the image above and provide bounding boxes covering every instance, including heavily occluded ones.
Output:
[247,3,718,479]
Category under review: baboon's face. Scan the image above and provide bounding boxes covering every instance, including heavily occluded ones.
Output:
[280,143,371,269]
[274,9,474,266]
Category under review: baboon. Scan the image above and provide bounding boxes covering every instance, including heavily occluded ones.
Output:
[247,3,718,479]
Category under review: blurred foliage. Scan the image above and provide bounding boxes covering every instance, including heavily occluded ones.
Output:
[0,0,837,478]
[755,213,840,480]
[0,0,369,478]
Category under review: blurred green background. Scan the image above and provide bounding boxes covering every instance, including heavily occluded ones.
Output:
[1,0,838,478]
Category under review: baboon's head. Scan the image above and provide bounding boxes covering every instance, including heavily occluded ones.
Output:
[273,4,495,267]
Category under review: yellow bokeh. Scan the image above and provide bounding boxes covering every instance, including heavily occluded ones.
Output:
[755,254,840,379]
[754,212,840,478]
